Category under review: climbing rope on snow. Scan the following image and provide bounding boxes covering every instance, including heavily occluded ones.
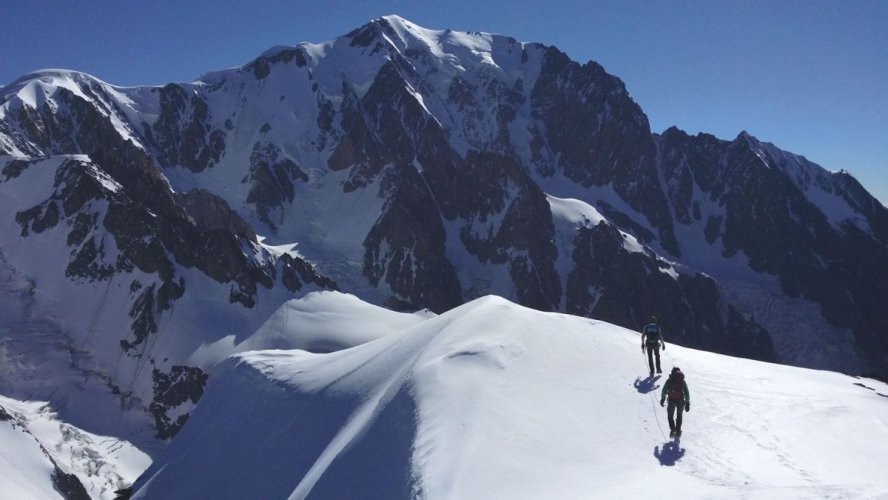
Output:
[649,385,668,440]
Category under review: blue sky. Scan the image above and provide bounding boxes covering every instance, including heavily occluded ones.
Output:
[2,1,886,203]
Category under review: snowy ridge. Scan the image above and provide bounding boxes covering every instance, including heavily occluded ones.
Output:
[189,291,435,367]
[133,293,888,499]
[0,70,150,155]
[754,137,871,232]
[2,70,108,109]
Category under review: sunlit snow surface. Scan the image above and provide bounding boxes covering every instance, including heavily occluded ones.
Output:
[0,395,150,500]
[134,293,888,499]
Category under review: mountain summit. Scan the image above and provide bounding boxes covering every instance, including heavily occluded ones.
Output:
[1,15,887,463]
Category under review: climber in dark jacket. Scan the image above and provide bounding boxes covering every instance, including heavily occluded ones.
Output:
[641,316,665,376]
[660,367,691,437]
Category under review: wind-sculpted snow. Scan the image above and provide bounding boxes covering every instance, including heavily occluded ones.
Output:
[189,291,435,367]
[134,294,888,499]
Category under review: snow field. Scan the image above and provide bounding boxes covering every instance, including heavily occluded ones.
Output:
[134,293,888,499]
[0,395,150,500]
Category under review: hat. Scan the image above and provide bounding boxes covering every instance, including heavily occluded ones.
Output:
[671,367,681,373]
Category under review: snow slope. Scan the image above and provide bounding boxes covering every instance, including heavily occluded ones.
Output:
[0,395,150,500]
[133,293,888,499]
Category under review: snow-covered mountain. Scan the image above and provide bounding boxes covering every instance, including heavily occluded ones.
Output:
[0,394,149,499]
[131,292,888,499]
[1,15,888,495]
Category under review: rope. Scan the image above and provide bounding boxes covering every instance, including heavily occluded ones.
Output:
[642,333,668,440]
[649,390,668,440]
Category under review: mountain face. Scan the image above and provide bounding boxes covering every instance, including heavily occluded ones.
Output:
[1,15,887,447]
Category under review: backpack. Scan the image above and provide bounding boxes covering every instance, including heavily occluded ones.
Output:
[666,372,685,401]
[644,324,661,344]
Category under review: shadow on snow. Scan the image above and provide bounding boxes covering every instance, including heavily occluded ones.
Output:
[634,375,660,394]
[654,439,685,466]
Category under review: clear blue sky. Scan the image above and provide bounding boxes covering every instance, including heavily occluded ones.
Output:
[3,1,886,203]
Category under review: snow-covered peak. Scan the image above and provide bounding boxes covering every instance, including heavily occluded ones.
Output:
[0,68,151,156]
[5,68,101,90]
[730,129,771,167]
[724,130,873,230]
[0,69,151,106]
[1,69,99,109]
[378,14,430,38]
[346,15,529,75]
[758,139,874,231]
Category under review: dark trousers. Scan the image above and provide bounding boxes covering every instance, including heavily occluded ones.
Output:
[667,399,684,432]
[645,344,661,374]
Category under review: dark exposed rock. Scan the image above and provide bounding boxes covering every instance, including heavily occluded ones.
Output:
[103,197,175,281]
[16,199,60,236]
[566,221,776,361]
[271,47,308,67]
[657,128,888,373]
[364,163,462,313]
[280,253,338,293]
[243,142,309,229]
[122,284,158,352]
[595,201,656,244]
[114,487,133,500]
[317,98,335,133]
[52,465,90,500]
[455,151,561,311]
[177,188,256,238]
[247,47,309,79]
[447,76,477,111]
[1,157,31,180]
[340,54,564,313]
[327,82,387,190]
[323,58,466,311]
[150,365,208,439]
[145,84,226,172]
[251,58,271,79]
[704,215,722,244]
[531,47,679,256]
[66,235,116,281]
[66,212,96,247]
[346,17,399,53]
